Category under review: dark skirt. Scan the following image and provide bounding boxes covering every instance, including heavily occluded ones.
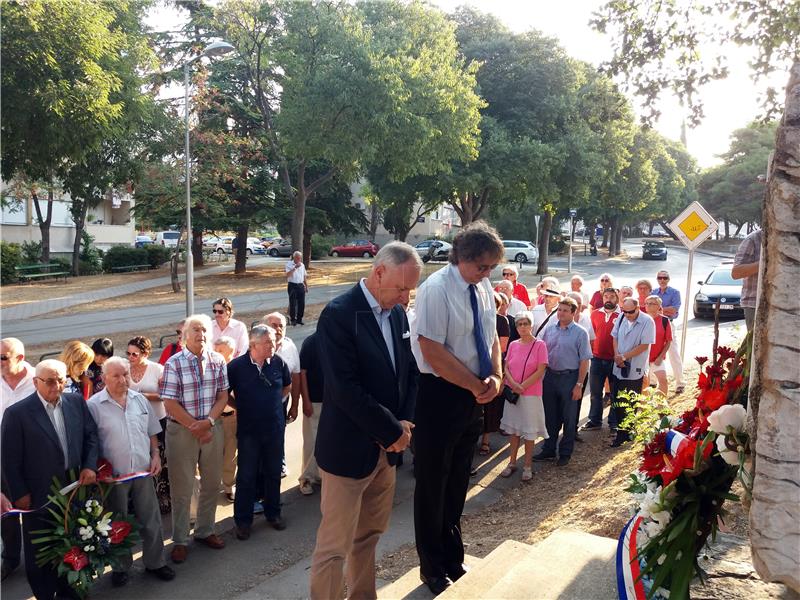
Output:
[156,417,171,514]
[482,395,505,434]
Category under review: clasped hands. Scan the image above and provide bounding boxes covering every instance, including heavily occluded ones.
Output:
[474,374,502,404]
[188,418,214,444]
[384,420,414,453]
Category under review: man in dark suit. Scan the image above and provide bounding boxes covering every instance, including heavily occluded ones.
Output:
[309,242,422,600]
[1,359,99,600]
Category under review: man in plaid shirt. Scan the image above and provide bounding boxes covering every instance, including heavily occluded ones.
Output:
[160,314,230,564]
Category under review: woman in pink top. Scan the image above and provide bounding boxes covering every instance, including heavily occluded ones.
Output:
[499,311,549,482]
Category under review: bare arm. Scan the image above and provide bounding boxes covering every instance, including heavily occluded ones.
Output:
[731,262,759,279]
[300,370,313,417]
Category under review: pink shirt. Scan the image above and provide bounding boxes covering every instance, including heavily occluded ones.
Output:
[505,339,548,396]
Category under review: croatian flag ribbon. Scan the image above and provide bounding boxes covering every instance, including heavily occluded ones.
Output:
[616,515,647,600]
[665,430,690,457]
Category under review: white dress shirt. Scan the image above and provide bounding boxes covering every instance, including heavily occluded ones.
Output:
[285,261,307,284]
[38,392,70,469]
[413,263,497,377]
[577,311,596,342]
[507,297,527,318]
[276,336,301,403]
[1,361,35,423]
[212,317,250,358]
[359,279,396,371]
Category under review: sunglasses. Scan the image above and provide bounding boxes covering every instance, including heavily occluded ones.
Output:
[126,351,141,358]
[0,355,9,361]
[622,309,637,314]
[600,278,610,282]
[212,309,227,314]
[35,376,65,386]
[657,276,669,280]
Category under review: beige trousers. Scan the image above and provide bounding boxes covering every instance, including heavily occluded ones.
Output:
[221,412,238,493]
[309,451,395,600]
[299,405,321,485]
[166,420,224,544]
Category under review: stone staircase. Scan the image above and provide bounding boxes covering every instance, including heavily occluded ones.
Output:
[378,528,617,600]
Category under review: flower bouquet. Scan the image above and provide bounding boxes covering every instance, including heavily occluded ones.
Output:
[616,333,752,600]
[31,464,140,599]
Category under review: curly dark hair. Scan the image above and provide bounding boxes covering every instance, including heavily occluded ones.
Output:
[448,221,504,265]
[127,336,152,356]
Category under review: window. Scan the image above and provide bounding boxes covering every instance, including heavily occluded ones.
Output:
[1,197,27,225]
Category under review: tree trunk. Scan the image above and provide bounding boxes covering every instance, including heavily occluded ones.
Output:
[31,186,55,263]
[234,223,249,274]
[734,222,744,236]
[724,220,730,239]
[292,181,307,253]
[368,201,380,240]
[302,232,312,268]
[648,221,654,236]
[536,210,553,274]
[192,228,204,267]
[70,199,89,276]
[748,59,800,593]
[607,220,616,256]
[614,220,623,255]
[600,220,609,248]
[170,226,184,293]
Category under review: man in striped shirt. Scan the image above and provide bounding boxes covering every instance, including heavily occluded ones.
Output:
[160,314,230,564]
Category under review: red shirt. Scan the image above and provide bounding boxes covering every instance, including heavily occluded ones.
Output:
[158,342,183,366]
[590,309,620,359]
[513,282,531,308]
[649,315,673,362]
[590,290,604,310]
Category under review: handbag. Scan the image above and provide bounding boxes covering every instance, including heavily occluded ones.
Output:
[502,341,537,405]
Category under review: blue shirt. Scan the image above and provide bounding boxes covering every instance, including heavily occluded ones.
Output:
[611,311,656,380]
[655,286,681,320]
[539,320,592,371]
[227,352,291,435]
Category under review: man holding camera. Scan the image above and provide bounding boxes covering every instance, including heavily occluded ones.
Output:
[610,298,655,447]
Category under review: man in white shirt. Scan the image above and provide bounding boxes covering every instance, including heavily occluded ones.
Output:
[285,251,308,326]
[532,288,561,335]
[0,338,35,581]
[495,280,526,317]
[88,358,175,587]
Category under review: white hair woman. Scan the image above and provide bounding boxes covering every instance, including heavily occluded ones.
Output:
[589,273,614,310]
[498,311,549,482]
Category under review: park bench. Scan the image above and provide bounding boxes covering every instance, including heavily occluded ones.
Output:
[111,264,150,273]
[15,263,69,283]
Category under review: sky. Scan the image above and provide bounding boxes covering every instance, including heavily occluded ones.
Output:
[149,0,788,168]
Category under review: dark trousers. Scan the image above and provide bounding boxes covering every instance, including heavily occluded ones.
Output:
[22,508,80,599]
[574,373,589,433]
[612,377,645,442]
[235,428,284,524]
[287,282,306,324]
[1,480,21,569]
[588,358,617,428]
[413,374,482,580]
[541,369,580,458]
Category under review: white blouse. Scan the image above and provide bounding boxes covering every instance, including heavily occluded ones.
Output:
[129,359,166,420]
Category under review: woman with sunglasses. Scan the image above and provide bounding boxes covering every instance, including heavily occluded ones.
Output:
[127,336,171,513]
[589,273,615,310]
[211,298,249,358]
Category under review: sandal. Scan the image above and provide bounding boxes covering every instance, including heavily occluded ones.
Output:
[478,443,491,456]
[500,463,517,478]
[521,467,533,482]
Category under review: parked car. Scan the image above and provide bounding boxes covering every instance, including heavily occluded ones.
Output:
[414,239,452,261]
[155,231,181,248]
[693,264,744,319]
[134,234,153,248]
[329,239,380,258]
[267,238,294,257]
[642,240,668,260]
[203,235,234,254]
[502,240,539,263]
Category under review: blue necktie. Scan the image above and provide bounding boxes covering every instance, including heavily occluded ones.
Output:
[469,284,493,379]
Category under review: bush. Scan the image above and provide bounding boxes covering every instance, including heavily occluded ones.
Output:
[79,230,102,275]
[102,246,148,272]
[144,244,172,269]
[548,234,567,254]
[310,234,337,260]
[20,240,42,263]
[52,257,72,272]
[1,241,22,284]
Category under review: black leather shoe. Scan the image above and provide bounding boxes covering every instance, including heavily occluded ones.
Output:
[580,421,602,431]
[446,563,470,581]
[532,451,556,462]
[267,516,286,530]
[145,565,176,581]
[574,433,584,443]
[111,572,129,587]
[556,456,571,467]
[420,574,452,596]
[610,436,628,448]
[236,525,251,540]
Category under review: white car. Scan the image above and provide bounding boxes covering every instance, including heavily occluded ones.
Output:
[155,231,181,248]
[414,239,452,260]
[502,240,538,263]
[203,235,233,254]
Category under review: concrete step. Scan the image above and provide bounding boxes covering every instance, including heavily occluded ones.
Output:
[437,540,535,600]
[378,554,482,600]
[466,528,617,600]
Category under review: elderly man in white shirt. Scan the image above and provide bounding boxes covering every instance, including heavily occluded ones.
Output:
[495,279,526,317]
[1,337,36,581]
[88,357,176,587]
[285,251,309,326]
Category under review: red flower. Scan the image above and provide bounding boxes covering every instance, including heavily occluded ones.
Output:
[109,521,131,544]
[660,439,701,486]
[717,346,736,361]
[96,458,113,482]
[697,388,728,413]
[640,432,668,478]
[63,547,89,571]
[695,356,709,366]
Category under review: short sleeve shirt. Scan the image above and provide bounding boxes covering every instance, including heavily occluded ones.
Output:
[160,348,229,419]
[733,229,762,308]
[212,318,250,358]
[299,333,324,404]
[538,321,592,371]
[413,264,497,377]
[227,352,292,434]
[649,315,673,362]
[611,312,656,380]
[285,261,306,284]
[655,286,681,320]
[0,362,35,423]
[505,339,548,396]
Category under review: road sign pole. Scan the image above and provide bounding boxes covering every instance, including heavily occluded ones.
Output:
[680,248,694,362]
[568,216,573,273]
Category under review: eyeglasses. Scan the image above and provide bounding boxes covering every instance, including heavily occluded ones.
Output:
[502,272,514,277]
[0,355,8,361]
[126,351,141,358]
[477,263,499,274]
[600,278,610,282]
[212,309,226,314]
[622,309,637,315]
[35,376,65,386]
[657,276,669,280]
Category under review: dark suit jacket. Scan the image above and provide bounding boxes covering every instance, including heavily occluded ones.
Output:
[315,283,419,479]
[1,392,99,506]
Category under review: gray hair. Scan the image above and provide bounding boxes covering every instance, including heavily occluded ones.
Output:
[571,275,584,284]
[36,359,67,378]
[373,241,423,269]
[1,337,24,357]
[567,291,584,308]
[250,324,276,343]
[263,311,287,327]
[645,294,662,306]
[213,336,236,351]
[182,314,214,343]
[292,251,302,259]
[515,310,534,326]
[495,279,513,293]
[504,264,518,277]
[622,297,640,309]
[541,276,560,291]
[102,356,130,375]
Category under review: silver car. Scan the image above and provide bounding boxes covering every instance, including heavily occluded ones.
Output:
[502,240,539,263]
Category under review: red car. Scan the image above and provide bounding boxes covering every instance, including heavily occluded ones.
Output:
[329,239,380,258]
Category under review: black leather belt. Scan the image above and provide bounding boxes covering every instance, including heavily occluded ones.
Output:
[547,368,578,375]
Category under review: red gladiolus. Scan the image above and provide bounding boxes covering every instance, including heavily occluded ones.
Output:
[640,432,668,478]
[695,356,708,366]
[660,439,699,486]
[717,346,736,361]
[697,388,727,413]
[109,521,131,544]
[63,547,89,571]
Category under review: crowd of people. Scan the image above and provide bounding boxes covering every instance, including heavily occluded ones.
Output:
[1,222,701,600]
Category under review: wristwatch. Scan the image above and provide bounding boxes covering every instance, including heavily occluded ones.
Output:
[207,416,216,427]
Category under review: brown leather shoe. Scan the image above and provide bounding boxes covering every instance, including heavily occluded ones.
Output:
[170,545,188,564]
[194,534,225,549]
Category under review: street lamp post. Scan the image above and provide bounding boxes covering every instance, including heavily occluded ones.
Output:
[183,41,235,316]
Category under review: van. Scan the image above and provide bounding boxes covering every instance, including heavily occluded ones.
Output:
[155,231,181,248]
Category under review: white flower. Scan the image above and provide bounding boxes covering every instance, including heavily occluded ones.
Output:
[652,510,672,528]
[657,553,667,565]
[716,435,739,465]
[78,526,94,541]
[707,404,746,434]
[95,516,112,537]
[83,545,95,552]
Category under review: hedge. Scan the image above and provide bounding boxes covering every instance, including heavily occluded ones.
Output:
[1,241,22,284]
[102,246,148,271]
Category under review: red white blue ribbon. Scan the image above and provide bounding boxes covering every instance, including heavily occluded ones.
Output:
[616,514,647,600]
[665,430,689,457]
